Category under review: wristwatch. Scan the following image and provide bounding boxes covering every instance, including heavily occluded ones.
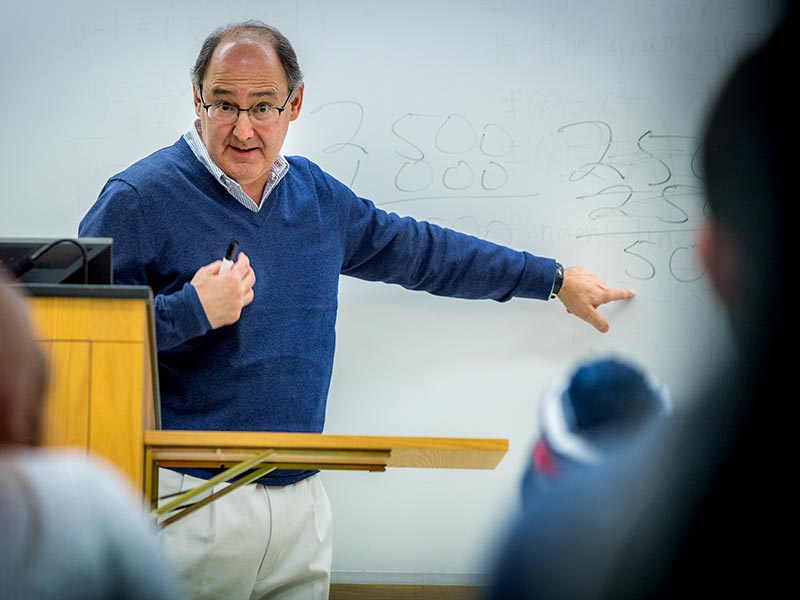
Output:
[550,262,564,299]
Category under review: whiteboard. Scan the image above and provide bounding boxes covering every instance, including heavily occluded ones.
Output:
[0,0,781,585]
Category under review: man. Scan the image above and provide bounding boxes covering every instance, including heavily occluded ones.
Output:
[486,5,792,598]
[80,21,633,599]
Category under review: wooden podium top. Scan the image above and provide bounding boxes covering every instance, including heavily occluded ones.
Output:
[144,430,509,471]
[145,430,509,525]
[18,283,152,299]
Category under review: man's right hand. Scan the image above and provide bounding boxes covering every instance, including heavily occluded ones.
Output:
[191,251,256,329]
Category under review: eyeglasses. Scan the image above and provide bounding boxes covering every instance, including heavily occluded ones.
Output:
[199,87,294,125]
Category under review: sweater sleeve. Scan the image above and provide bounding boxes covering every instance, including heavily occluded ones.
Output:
[79,179,211,350]
[340,192,557,301]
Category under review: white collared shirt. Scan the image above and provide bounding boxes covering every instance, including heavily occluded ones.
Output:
[182,119,289,212]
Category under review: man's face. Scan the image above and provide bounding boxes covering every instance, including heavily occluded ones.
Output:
[193,35,303,202]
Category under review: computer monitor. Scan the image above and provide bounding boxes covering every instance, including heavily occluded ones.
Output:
[0,237,113,285]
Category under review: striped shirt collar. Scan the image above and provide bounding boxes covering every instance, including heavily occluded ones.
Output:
[182,119,289,213]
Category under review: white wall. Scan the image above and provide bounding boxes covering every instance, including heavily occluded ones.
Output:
[0,0,782,585]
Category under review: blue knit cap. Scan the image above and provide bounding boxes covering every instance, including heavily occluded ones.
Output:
[532,357,671,477]
[565,358,671,440]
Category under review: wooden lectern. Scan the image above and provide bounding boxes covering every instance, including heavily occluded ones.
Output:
[24,284,508,526]
[23,284,159,490]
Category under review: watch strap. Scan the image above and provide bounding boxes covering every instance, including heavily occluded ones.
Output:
[551,262,564,298]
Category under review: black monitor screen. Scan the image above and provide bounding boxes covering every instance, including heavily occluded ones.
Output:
[0,238,113,285]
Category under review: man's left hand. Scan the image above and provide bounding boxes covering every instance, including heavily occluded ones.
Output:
[556,266,635,333]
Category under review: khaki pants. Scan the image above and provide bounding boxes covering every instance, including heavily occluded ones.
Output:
[157,469,333,600]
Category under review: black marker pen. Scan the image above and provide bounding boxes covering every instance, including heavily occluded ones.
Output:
[219,240,240,274]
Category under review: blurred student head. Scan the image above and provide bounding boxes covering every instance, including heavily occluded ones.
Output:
[522,357,670,502]
[697,5,789,354]
[0,272,48,447]
[486,7,794,599]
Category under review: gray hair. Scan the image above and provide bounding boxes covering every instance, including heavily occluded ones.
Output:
[191,20,304,92]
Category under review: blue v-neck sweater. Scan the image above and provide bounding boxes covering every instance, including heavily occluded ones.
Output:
[80,138,556,484]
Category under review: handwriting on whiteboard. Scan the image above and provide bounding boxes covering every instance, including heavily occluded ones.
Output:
[306,101,706,288]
